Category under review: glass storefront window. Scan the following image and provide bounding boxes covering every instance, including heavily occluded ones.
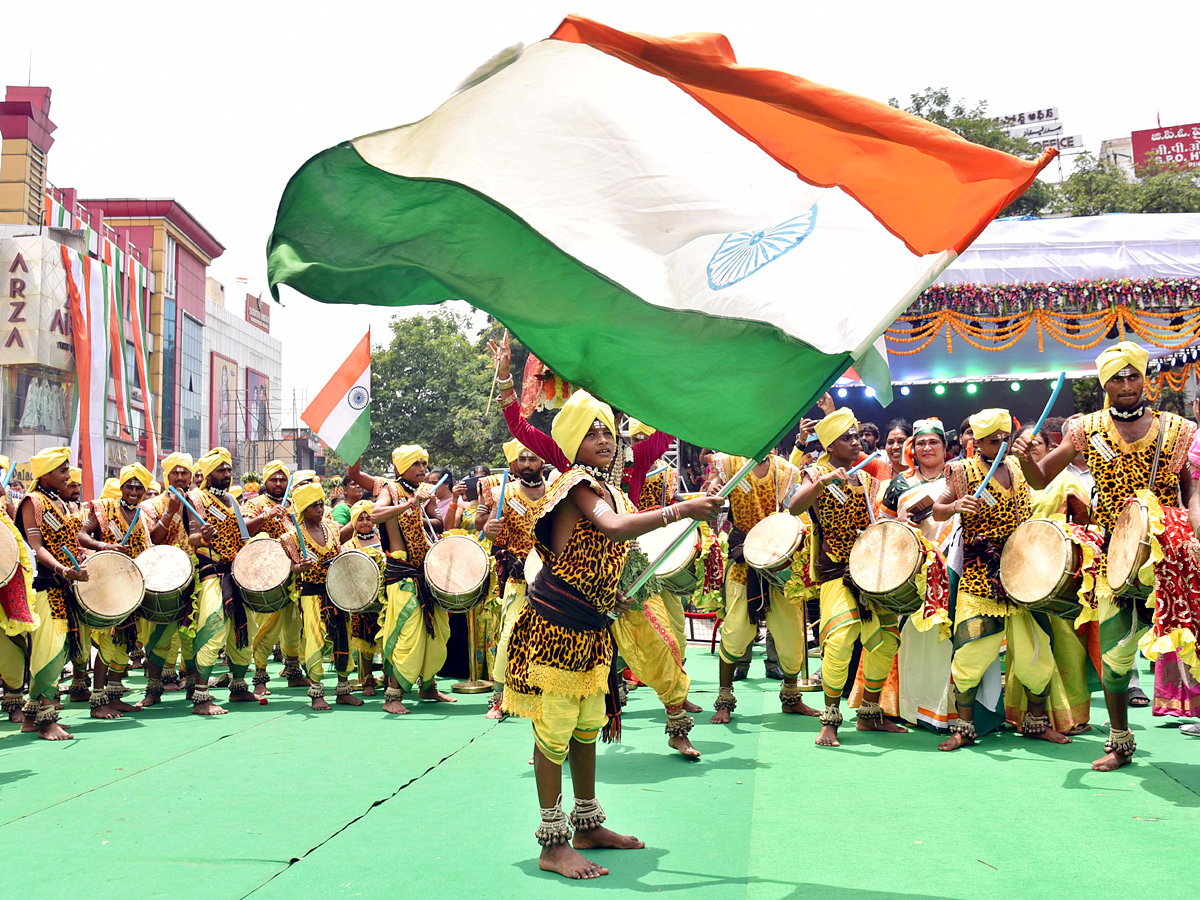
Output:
[160,297,177,451]
[180,313,203,456]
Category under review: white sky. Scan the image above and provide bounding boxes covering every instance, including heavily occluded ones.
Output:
[6,1,1199,400]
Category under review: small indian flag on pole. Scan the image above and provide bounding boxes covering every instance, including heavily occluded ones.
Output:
[301,330,372,463]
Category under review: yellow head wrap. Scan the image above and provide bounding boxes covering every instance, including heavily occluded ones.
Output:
[815,408,858,450]
[968,409,1013,441]
[198,447,232,480]
[551,389,616,464]
[149,481,161,494]
[69,467,82,486]
[119,463,153,489]
[350,499,375,529]
[391,445,429,476]
[228,484,243,500]
[1096,341,1150,408]
[101,478,121,500]
[503,439,526,464]
[30,446,71,479]
[0,454,9,475]
[291,481,325,514]
[628,418,655,439]
[161,452,194,479]
[291,469,317,487]
[262,460,289,481]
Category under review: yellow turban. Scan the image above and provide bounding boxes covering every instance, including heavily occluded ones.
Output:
[0,454,9,475]
[292,481,325,514]
[391,445,428,476]
[198,447,232,480]
[262,460,289,481]
[350,499,375,528]
[503,439,526,464]
[628,418,655,439]
[1096,341,1150,408]
[291,469,317,487]
[69,467,82,485]
[119,463,152,488]
[969,409,1013,441]
[101,478,121,500]
[149,481,161,494]
[161,452,194,478]
[228,484,243,500]
[815,408,858,450]
[30,446,71,479]
[551,389,616,464]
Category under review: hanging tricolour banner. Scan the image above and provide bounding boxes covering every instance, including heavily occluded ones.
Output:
[127,256,158,472]
[267,15,1054,459]
[61,246,108,499]
[301,330,372,464]
[104,242,132,441]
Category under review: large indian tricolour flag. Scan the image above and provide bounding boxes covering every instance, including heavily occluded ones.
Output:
[268,15,1054,459]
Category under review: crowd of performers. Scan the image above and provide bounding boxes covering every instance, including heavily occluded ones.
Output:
[1,338,1199,879]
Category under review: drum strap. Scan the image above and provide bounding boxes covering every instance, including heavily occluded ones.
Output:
[727,529,771,626]
[527,569,622,744]
[384,556,436,636]
[198,561,250,649]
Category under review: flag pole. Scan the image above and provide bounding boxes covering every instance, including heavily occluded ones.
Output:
[483,329,508,417]
[623,455,758,600]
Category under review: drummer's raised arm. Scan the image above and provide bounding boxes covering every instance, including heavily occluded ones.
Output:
[1011,428,1076,491]
[573,487,721,542]
[788,467,844,516]
[347,460,376,493]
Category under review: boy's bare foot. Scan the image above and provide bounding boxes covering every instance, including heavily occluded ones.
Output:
[573,826,644,851]
[538,844,608,879]
[668,735,701,759]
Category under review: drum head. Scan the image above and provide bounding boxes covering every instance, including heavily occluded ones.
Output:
[999,519,1072,605]
[848,522,922,594]
[743,513,803,569]
[1107,500,1147,590]
[637,518,697,576]
[77,551,144,617]
[0,522,18,585]
[135,545,194,593]
[327,550,380,612]
[425,535,489,596]
[525,547,543,586]
[232,538,292,591]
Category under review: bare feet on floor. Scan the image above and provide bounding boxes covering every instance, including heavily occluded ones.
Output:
[682,699,703,714]
[782,700,821,717]
[573,826,644,851]
[938,732,973,751]
[362,682,377,697]
[253,680,271,698]
[815,725,840,747]
[858,718,908,734]
[229,689,258,703]
[107,695,137,713]
[668,735,701,759]
[336,692,364,707]
[417,688,456,703]
[710,707,731,725]
[91,703,124,719]
[39,721,73,740]
[288,674,312,688]
[1092,750,1133,772]
[192,699,227,716]
[383,697,410,715]
[1026,727,1071,744]
[311,696,332,711]
[539,844,608,880]
[135,693,160,709]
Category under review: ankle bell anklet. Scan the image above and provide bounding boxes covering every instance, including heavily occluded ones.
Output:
[569,797,606,832]
[229,678,249,695]
[308,683,326,699]
[191,688,213,705]
[89,691,108,709]
[949,719,977,741]
[335,681,352,697]
[780,685,805,707]
[536,796,572,847]
[1106,727,1136,757]
[713,687,737,712]
[1022,713,1050,735]
[35,705,60,725]
[855,701,884,723]
[144,678,164,698]
[665,706,694,737]
[252,671,270,687]
[819,704,844,727]
[384,687,404,703]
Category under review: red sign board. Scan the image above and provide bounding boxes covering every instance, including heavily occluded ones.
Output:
[1130,123,1200,172]
[245,293,271,333]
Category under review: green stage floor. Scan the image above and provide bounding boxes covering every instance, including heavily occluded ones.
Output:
[2,645,1198,900]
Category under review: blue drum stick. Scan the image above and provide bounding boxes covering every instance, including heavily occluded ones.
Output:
[973,442,1009,500]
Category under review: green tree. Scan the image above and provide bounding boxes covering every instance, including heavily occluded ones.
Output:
[1054,153,1200,216]
[889,88,1054,217]
[363,310,511,476]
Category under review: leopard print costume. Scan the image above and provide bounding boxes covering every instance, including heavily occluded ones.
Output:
[946,455,1031,609]
[91,498,152,558]
[281,519,341,586]
[372,477,432,566]
[242,493,290,540]
[1065,410,1197,533]
[492,480,541,577]
[141,491,190,550]
[636,465,677,512]
[502,468,634,715]
[713,454,799,585]
[804,460,880,577]
[187,489,247,563]
[18,489,84,621]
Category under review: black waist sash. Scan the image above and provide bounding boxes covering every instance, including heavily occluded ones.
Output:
[963,536,1006,603]
[384,555,436,636]
[198,559,249,648]
[493,546,526,594]
[527,568,622,743]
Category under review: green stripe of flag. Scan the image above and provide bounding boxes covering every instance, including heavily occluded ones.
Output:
[334,407,371,466]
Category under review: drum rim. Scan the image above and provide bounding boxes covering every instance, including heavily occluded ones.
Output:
[743,512,803,570]
[424,535,490,599]
[326,549,382,611]
[231,539,292,592]
[638,518,699,576]
[135,544,195,593]
[1107,499,1149,591]
[848,520,923,594]
[75,549,145,617]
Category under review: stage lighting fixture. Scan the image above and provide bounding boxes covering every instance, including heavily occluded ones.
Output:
[934,384,946,396]
[1010,382,1022,392]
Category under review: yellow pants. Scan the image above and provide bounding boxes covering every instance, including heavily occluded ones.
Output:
[28,591,68,701]
[818,578,901,698]
[193,576,253,681]
[719,578,807,677]
[0,632,25,691]
[300,594,352,682]
[137,619,180,669]
[532,689,607,766]
[490,579,528,687]
[250,602,303,669]
[1097,571,1151,693]
[379,579,450,692]
[611,595,690,708]
[950,596,1054,698]
[83,628,130,675]
[1004,614,1091,732]
[662,589,687,662]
